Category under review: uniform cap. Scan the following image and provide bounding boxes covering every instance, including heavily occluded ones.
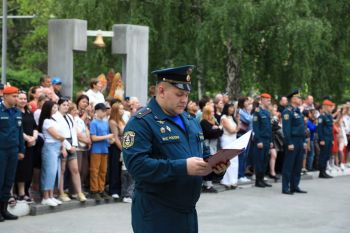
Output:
[3,86,19,94]
[152,65,194,91]
[52,77,62,85]
[287,89,301,99]
[94,103,107,111]
[322,100,335,106]
[260,93,271,99]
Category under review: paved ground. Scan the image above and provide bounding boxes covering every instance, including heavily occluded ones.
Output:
[1,176,350,233]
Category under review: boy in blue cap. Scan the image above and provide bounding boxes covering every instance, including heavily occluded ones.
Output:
[122,65,228,233]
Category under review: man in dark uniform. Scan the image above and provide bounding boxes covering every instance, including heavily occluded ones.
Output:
[122,65,228,233]
[317,99,335,178]
[252,93,273,188]
[0,86,25,222]
[281,90,307,195]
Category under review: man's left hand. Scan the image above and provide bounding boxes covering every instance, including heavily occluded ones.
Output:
[212,161,230,174]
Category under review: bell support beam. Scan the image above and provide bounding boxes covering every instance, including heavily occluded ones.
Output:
[48,20,149,104]
[48,19,87,97]
[112,24,149,105]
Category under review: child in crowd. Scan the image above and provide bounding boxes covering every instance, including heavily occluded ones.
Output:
[89,103,114,202]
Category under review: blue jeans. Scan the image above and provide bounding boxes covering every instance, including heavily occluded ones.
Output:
[41,141,61,191]
[306,141,315,170]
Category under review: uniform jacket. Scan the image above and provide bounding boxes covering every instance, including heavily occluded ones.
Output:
[122,97,208,212]
[317,112,333,142]
[282,105,306,145]
[0,103,25,153]
[252,107,272,144]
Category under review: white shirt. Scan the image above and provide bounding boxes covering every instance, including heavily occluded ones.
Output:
[85,89,105,107]
[343,115,350,134]
[52,111,78,149]
[122,111,130,123]
[34,109,41,125]
[42,119,61,143]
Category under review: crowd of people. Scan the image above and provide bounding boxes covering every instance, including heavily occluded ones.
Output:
[0,73,349,221]
[194,92,350,193]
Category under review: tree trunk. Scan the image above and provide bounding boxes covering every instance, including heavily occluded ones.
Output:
[196,48,204,100]
[225,39,241,100]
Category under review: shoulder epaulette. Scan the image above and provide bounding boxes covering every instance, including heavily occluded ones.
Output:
[135,107,152,119]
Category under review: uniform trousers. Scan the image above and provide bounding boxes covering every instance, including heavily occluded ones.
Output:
[0,148,19,201]
[252,140,270,174]
[318,141,332,171]
[282,138,304,192]
[132,191,198,233]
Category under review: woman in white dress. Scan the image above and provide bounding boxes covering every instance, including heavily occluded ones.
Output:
[220,103,240,188]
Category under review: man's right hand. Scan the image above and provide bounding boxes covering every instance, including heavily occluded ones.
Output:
[288,144,294,151]
[320,141,325,146]
[257,142,263,149]
[186,157,211,176]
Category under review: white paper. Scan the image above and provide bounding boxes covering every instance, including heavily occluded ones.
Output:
[230,130,252,150]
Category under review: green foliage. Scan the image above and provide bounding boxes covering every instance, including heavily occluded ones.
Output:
[0,67,41,90]
[3,0,350,103]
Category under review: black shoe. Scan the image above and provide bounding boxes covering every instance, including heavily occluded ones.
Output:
[202,186,218,193]
[319,171,333,179]
[262,180,272,187]
[292,189,307,194]
[255,180,266,188]
[282,191,294,195]
[268,174,279,182]
[0,202,18,220]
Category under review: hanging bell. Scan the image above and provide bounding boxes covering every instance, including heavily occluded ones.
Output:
[94,33,105,48]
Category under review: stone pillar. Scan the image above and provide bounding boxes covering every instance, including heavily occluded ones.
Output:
[112,25,149,106]
[48,19,87,97]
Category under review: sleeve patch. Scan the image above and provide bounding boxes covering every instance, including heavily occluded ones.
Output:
[123,131,135,149]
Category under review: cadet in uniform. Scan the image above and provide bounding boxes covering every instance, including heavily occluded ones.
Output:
[281,90,307,195]
[0,86,25,222]
[252,93,273,188]
[122,65,228,233]
[317,99,335,178]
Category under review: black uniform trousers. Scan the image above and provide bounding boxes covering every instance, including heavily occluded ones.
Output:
[132,191,198,233]
[0,147,19,201]
[318,141,332,171]
[252,140,270,174]
[282,138,304,192]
